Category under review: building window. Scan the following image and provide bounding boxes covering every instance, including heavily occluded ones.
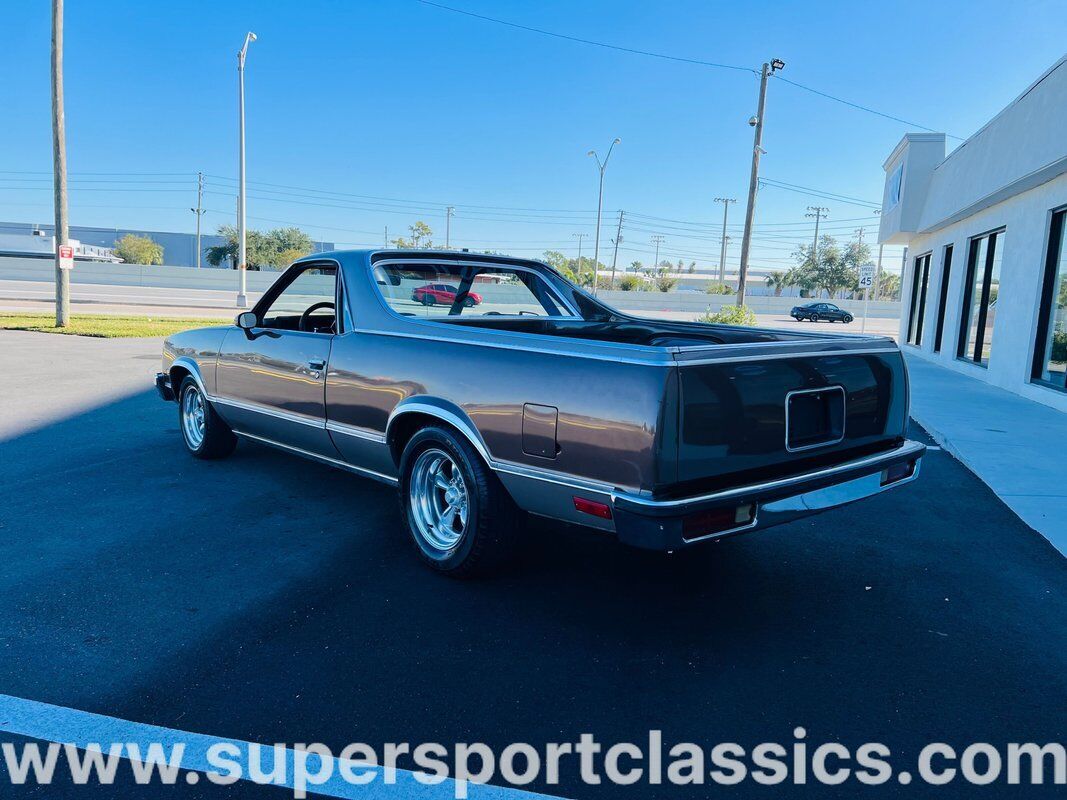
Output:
[886,164,903,210]
[933,244,953,353]
[1032,208,1067,391]
[906,253,931,346]
[957,229,1004,366]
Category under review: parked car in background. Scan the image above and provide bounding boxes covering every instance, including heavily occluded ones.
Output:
[157,250,922,577]
[791,302,854,323]
[412,282,482,307]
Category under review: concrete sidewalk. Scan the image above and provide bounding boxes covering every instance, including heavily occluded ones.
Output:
[906,354,1067,556]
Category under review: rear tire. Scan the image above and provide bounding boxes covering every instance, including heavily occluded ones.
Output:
[422,295,435,306]
[178,377,237,460]
[809,313,819,322]
[398,425,520,577]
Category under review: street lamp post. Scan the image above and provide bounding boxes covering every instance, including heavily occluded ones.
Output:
[588,138,620,297]
[236,31,256,308]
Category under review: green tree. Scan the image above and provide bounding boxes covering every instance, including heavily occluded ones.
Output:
[764,270,788,296]
[628,260,643,273]
[791,235,870,298]
[266,227,314,268]
[394,221,434,249]
[206,225,314,270]
[877,271,902,301]
[114,233,163,265]
[206,225,272,269]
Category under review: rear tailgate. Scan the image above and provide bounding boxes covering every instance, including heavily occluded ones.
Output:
[671,337,909,494]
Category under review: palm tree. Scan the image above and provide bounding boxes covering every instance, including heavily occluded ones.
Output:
[765,270,788,297]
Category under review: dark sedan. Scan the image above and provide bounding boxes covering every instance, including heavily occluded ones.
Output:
[791,302,854,323]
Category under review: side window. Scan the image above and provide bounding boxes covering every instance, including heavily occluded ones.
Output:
[260,266,337,333]
[372,263,573,319]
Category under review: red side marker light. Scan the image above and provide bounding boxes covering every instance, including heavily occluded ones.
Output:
[573,496,612,519]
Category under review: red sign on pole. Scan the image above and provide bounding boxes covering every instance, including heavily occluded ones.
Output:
[58,244,74,270]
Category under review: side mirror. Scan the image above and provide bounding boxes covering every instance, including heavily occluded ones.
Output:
[236,311,258,330]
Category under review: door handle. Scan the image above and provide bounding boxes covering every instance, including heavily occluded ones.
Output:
[308,358,327,371]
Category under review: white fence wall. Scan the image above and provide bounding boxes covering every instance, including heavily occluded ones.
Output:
[0,256,903,319]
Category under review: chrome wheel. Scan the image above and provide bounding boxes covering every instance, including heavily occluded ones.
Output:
[181,385,206,450]
[409,448,470,553]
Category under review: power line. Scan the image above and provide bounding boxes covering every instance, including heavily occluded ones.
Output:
[771,74,964,141]
[413,1,959,137]
[413,0,755,73]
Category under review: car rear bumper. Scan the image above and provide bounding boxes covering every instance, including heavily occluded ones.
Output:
[610,439,925,550]
[155,372,175,402]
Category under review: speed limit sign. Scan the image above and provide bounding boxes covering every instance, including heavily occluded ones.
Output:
[858,264,876,289]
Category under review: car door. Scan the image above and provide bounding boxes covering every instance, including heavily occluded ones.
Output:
[214,262,339,456]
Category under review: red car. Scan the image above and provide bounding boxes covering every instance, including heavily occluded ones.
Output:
[411,283,482,307]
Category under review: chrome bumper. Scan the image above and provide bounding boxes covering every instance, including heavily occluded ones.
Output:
[611,439,925,550]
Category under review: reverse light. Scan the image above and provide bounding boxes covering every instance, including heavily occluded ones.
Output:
[682,504,755,541]
[880,461,915,486]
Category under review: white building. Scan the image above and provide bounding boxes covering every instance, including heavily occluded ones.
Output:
[879,54,1067,412]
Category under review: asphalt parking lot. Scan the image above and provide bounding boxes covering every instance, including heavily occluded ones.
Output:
[1,330,1064,798]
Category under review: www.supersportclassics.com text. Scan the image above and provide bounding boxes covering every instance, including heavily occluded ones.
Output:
[2,730,1064,797]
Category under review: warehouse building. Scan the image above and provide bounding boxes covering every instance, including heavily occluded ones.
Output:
[880,54,1067,412]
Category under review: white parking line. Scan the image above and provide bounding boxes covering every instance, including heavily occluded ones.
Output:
[0,694,562,799]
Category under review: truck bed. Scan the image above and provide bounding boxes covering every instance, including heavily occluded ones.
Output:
[439,314,876,349]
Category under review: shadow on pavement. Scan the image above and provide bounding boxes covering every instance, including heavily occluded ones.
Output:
[1,391,1065,798]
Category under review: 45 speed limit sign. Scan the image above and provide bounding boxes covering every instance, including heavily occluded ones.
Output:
[858,264,876,289]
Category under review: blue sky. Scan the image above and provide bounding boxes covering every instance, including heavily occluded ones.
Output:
[2,0,1064,273]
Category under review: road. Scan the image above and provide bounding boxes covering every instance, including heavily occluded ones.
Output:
[1,331,1063,798]
[0,277,900,339]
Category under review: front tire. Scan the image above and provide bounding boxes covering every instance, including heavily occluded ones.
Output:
[399,426,520,577]
[178,377,237,460]
[809,313,819,322]
[843,315,853,323]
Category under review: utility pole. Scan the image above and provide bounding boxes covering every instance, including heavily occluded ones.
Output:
[737,58,784,307]
[872,209,883,301]
[609,210,624,290]
[384,226,389,247]
[236,31,256,308]
[190,172,205,268]
[806,206,829,260]
[874,243,885,301]
[650,235,665,273]
[445,205,455,249]
[714,197,736,285]
[51,0,70,326]
[573,233,586,279]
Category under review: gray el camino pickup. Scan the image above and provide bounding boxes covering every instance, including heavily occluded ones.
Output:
[157,250,924,575]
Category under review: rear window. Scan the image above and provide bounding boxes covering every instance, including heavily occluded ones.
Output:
[372,263,575,319]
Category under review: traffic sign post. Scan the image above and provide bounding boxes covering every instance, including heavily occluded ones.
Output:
[57,244,74,271]
[858,264,876,333]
